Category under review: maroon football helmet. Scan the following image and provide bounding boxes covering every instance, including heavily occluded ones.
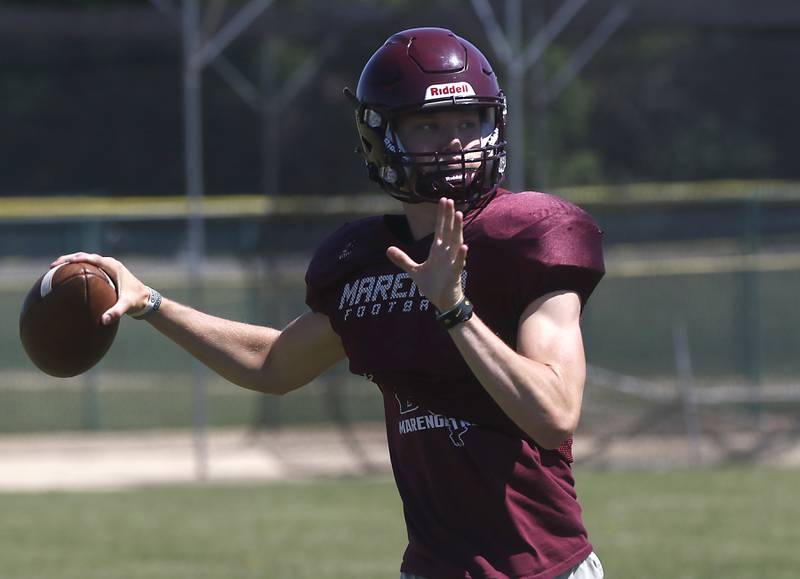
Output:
[347,28,507,206]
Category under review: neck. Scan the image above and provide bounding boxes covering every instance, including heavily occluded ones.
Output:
[402,202,438,241]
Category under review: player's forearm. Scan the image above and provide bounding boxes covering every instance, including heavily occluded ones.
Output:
[145,298,283,393]
[447,314,582,449]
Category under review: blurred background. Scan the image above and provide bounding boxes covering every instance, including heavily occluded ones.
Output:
[1,0,799,577]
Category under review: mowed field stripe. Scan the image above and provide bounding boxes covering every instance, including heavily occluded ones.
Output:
[606,251,800,277]
[0,194,396,219]
[2,180,800,220]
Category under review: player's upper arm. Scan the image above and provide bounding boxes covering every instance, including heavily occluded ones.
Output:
[262,310,346,395]
[516,290,587,430]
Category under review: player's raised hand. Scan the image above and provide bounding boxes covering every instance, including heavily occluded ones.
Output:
[50,252,151,325]
[386,197,468,312]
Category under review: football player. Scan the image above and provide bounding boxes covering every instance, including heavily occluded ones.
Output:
[54,27,605,579]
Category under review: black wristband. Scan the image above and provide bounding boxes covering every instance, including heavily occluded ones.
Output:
[436,296,474,330]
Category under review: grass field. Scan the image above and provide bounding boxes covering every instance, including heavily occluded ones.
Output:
[0,468,797,579]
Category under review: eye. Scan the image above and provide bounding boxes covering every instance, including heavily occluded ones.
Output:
[415,121,438,132]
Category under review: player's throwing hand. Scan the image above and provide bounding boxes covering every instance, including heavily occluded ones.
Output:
[50,252,151,325]
[386,197,468,312]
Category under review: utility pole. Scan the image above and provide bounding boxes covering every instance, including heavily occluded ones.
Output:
[152,0,276,481]
[470,0,637,189]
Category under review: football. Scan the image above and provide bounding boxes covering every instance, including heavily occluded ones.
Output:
[19,262,120,378]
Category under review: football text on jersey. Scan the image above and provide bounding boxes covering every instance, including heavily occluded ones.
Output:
[338,271,467,321]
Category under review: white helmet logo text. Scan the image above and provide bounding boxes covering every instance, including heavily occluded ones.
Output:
[424,82,476,101]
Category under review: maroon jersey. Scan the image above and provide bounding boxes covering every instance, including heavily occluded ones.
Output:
[305,189,604,579]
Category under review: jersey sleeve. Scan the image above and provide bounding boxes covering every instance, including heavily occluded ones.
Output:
[304,259,328,315]
[304,217,385,315]
[305,224,349,315]
[512,210,605,312]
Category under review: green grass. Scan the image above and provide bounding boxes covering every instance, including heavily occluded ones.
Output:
[577,468,800,579]
[0,479,406,579]
[0,469,798,579]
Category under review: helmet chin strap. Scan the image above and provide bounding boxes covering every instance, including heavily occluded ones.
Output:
[384,166,494,217]
[417,170,477,197]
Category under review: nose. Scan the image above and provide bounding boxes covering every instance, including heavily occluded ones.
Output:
[442,135,463,153]
[442,125,466,152]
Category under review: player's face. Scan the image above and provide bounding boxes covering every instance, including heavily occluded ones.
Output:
[394,108,484,169]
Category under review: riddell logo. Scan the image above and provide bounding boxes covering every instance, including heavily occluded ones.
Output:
[425,82,476,101]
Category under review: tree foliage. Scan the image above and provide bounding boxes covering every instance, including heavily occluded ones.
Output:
[0,2,796,195]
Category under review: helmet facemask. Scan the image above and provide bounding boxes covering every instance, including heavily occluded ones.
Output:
[355,100,507,209]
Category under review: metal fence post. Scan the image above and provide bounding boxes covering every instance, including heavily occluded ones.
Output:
[82,219,102,431]
[673,319,703,466]
[743,191,764,427]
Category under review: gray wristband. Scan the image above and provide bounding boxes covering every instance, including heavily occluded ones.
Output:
[129,286,162,319]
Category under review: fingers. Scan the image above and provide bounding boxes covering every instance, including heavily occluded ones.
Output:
[442,198,454,245]
[51,252,124,276]
[52,252,150,324]
[449,210,464,258]
[430,199,467,267]
[434,197,460,246]
[434,198,447,245]
[386,246,419,273]
[102,303,129,326]
[454,243,468,273]
[51,251,122,290]
[101,279,149,325]
[50,251,105,268]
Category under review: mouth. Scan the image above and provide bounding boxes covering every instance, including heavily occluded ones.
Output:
[417,152,482,179]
